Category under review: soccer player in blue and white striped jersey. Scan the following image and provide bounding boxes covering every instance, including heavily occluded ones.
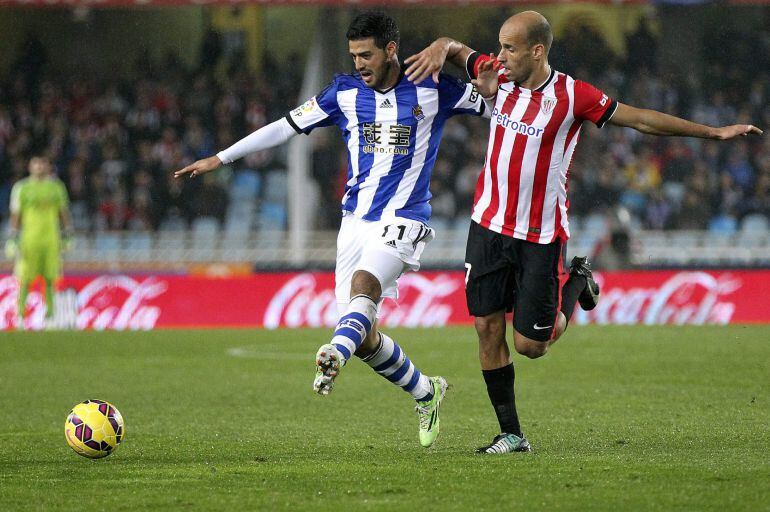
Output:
[175,12,486,448]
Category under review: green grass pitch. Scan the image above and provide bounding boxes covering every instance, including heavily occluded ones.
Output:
[0,326,768,511]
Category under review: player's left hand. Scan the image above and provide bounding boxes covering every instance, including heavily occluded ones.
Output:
[405,39,449,84]
[4,238,17,260]
[471,55,500,99]
[713,124,763,140]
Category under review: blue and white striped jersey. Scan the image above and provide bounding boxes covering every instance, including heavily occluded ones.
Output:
[286,71,486,223]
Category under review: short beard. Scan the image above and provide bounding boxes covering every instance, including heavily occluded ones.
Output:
[374,59,395,89]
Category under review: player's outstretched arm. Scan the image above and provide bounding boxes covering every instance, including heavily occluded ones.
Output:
[174,117,298,179]
[609,103,763,139]
[405,37,475,84]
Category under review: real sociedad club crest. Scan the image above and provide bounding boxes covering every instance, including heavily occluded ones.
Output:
[412,104,425,121]
[541,96,557,115]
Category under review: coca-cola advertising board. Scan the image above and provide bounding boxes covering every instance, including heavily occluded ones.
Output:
[1,270,768,331]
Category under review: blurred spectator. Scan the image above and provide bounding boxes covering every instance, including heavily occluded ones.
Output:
[194,173,229,227]
[625,16,657,74]
[723,141,755,192]
[644,187,674,230]
[199,29,223,73]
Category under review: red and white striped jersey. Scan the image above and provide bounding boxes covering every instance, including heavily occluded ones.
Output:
[467,52,617,243]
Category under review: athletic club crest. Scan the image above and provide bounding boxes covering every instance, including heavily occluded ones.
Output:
[541,96,557,115]
[412,104,425,121]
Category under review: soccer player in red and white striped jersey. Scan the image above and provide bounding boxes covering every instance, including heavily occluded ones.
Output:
[406,10,762,454]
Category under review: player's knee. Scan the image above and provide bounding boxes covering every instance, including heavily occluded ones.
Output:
[351,270,382,301]
[475,314,505,343]
[513,333,548,359]
[551,312,567,341]
[517,343,547,359]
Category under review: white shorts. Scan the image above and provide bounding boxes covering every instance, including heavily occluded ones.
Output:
[335,213,435,307]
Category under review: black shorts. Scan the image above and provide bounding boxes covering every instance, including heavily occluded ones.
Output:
[464,221,564,342]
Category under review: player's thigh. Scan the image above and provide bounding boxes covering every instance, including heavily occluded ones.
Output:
[15,245,44,281]
[464,221,516,317]
[42,246,61,281]
[13,258,31,282]
[356,217,434,300]
[512,239,562,342]
[335,214,366,304]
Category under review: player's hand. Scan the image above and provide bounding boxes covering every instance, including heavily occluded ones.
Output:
[712,124,763,140]
[471,54,500,99]
[174,155,222,179]
[405,39,450,84]
[4,238,18,260]
[62,231,75,252]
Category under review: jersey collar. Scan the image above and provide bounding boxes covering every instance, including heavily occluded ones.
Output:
[373,66,405,94]
[513,67,555,93]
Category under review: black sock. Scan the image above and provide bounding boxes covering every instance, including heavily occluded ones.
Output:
[482,364,522,437]
[560,275,587,324]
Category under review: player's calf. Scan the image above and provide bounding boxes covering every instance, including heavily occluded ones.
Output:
[329,294,378,360]
[314,294,378,396]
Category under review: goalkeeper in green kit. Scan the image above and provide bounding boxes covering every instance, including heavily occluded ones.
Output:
[5,155,73,328]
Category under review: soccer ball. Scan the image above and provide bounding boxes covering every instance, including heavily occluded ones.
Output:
[64,399,125,459]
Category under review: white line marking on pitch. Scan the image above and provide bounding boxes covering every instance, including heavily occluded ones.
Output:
[226,346,309,361]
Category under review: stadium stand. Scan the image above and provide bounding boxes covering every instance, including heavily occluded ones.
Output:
[0,15,767,269]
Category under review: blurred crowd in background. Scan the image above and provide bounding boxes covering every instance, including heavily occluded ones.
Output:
[0,17,767,235]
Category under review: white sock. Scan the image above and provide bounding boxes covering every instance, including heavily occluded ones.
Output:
[330,294,377,362]
[363,332,433,401]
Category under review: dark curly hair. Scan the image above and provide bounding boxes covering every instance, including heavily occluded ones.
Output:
[346,12,400,50]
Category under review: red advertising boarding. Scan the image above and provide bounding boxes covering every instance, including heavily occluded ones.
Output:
[1,270,769,331]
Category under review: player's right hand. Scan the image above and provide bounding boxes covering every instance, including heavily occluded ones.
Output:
[174,155,222,179]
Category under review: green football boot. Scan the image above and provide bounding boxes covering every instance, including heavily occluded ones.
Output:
[415,376,448,448]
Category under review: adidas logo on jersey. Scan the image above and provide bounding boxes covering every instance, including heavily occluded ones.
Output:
[379,99,394,109]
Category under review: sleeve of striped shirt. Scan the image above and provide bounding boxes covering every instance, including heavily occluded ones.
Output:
[465,51,509,84]
[438,73,486,117]
[285,79,341,135]
[573,80,618,128]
